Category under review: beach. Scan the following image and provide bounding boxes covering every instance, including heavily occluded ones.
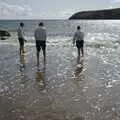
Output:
[0,20,120,120]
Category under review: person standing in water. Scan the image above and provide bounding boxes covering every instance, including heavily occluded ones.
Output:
[34,22,47,65]
[73,26,84,57]
[17,22,26,55]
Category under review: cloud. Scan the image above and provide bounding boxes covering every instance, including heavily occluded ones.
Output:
[0,2,79,19]
[111,0,120,3]
[37,9,78,19]
[59,9,77,18]
[0,2,33,19]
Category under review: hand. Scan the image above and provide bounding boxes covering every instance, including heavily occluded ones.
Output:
[72,43,75,47]
[24,39,27,42]
[73,40,75,46]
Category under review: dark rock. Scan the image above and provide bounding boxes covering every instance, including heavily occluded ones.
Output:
[69,8,120,19]
[0,30,11,40]
[0,30,11,37]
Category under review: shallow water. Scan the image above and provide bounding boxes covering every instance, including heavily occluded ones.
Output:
[0,20,120,120]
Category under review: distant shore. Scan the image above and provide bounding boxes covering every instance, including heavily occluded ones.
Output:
[69,8,120,19]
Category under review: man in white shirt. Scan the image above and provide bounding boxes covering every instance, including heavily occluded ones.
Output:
[17,22,26,55]
[73,26,84,57]
[34,22,47,65]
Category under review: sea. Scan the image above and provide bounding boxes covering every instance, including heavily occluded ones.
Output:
[0,20,120,46]
[0,20,120,120]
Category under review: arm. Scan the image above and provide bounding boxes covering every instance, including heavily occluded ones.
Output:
[20,28,26,42]
[22,29,27,42]
[43,28,47,41]
[73,32,76,45]
[34,29,37,41]
[22,28,25,39]
[34,30,36,39]
[44,29,47,41]
[82,32,84,41]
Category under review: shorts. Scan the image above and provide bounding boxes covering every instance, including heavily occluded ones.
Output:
[76,40,84,49]
[18,38,24,46]
[36,40,46,52]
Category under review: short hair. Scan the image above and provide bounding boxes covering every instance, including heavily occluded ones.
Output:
[77,26,81,30]
[20,22,24,27]
[39,22,44,26]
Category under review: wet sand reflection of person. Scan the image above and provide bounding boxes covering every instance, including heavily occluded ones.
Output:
[74,56,84,77]
[19,54,28,85]
[19,54,25,72]
[36,63,46,89]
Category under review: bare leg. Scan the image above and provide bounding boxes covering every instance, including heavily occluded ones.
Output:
[22,47,25,53]
[22,45,25,53]
[20,47,21,55]
[81,47,84,57]
[37,49,40,66]
[78,48,80,57]
[43,48,46,62]
[20,45,22,55]
[42,45,46,62]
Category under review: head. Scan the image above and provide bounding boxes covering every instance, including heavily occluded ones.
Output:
[39,22,44,27]
[77,26,81,30]
[20,22,24,27]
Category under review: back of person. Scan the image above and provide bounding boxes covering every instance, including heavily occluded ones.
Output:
[34,22,47,64]
[17,27,24,39]
[75,30,84,41]
[34,27,46,41]
[73,25,84,57]
[17,22,25,55]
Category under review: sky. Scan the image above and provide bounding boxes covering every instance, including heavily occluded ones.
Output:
[0,0,120,19]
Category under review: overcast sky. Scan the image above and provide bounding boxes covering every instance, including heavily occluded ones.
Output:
[0,0,120,19]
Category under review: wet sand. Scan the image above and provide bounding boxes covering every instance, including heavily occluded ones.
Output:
[0,39,120,120]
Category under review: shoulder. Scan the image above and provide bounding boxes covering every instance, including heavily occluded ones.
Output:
[35,27,39,31]
[42,27,46,33]
[42,27,46,31]
[17,27,20,30]
[17,27,21,32]
[74,31,77,35]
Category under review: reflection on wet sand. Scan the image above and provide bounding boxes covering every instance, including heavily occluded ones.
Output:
[37,53,46,67]
[1,21,120,120]
[36,63,46,89]
[19,54,25,72]
[74,56,84,77]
